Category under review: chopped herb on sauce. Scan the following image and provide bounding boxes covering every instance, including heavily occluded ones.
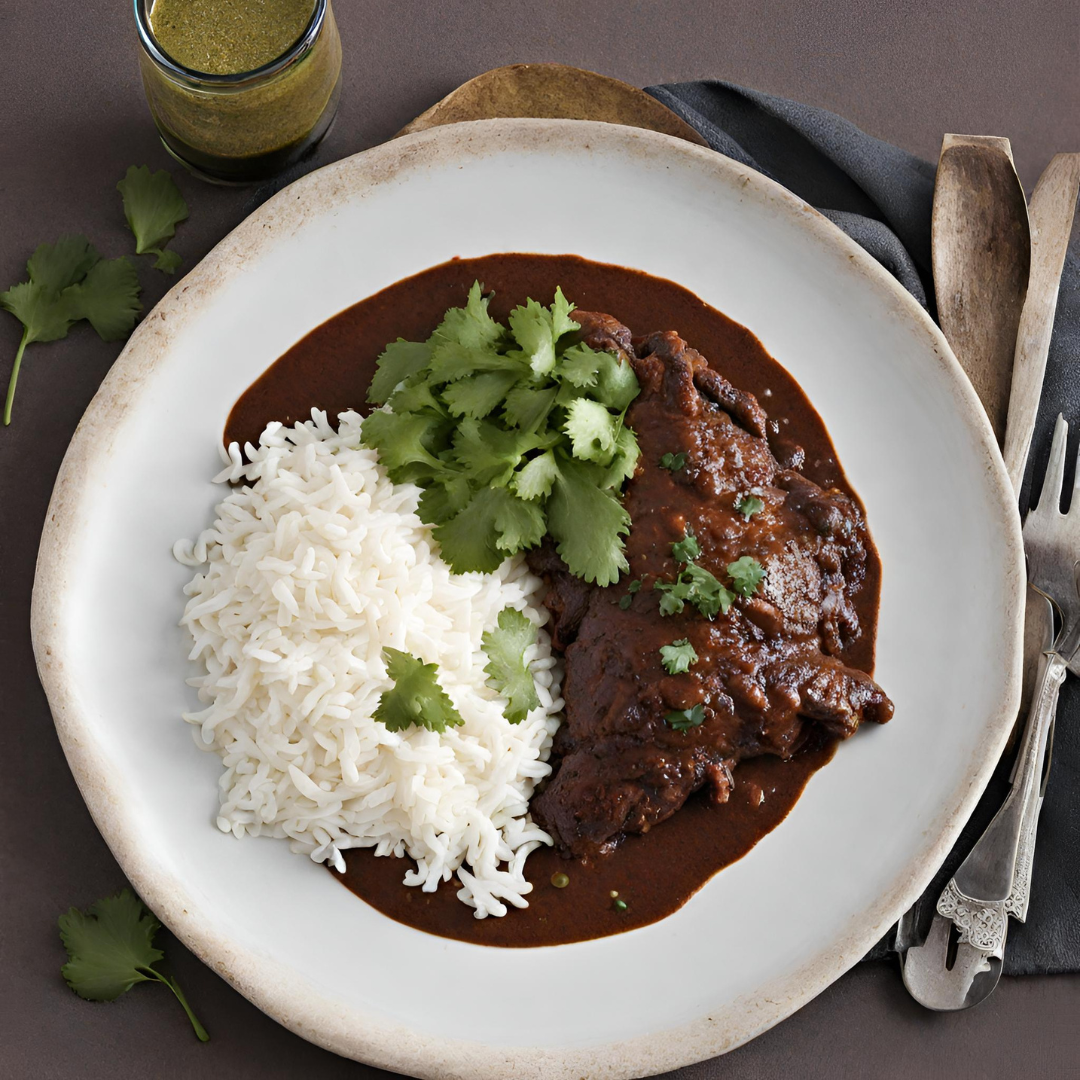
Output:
[618,578,642,609]
[665,703,706,731]
[737,495,764,520]
[655,564,734,618]
[659,638,698,674]
[728,556,765,598]
[671,528,701,564]
[659,451,687,471]
[613,898,628,911]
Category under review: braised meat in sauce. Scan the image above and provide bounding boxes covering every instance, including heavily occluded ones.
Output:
[529,311,894,860]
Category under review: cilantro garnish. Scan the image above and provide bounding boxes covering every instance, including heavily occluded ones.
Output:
[659,451,687,471]
[374,648,464,733]
[482,608,541,723]
[58,889,208,1041]
[618,578,642,610]
[655,563,735,618]
[1,236,141,426]
[659,638,698,674]
[728,556,766,597]
[665,704,706,731]
[671,528,701,564]
[364,283,641,584]
[117,165,189,273]
[737,495,764,520]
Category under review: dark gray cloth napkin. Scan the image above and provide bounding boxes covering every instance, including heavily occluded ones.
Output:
[647,79,1080,975]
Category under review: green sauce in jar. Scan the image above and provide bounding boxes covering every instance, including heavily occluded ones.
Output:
[136,0,342,184]
[149,0,317,75]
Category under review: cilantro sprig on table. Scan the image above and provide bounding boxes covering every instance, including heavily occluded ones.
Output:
[1,237,141,425]
[117,165,189,274]
[2,165,188,427]
[363,283,641,585]
[58,889,208,1041]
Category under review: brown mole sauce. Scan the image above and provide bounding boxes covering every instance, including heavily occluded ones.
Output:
[225,253,880,947]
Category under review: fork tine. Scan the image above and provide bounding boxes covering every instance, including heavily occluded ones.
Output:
[1034,414,1069,514]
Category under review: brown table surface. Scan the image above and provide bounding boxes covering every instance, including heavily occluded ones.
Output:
[3,2,1080,1077]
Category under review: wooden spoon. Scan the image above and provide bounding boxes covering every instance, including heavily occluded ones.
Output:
[932,134,1031,445]
[395,63,709,147]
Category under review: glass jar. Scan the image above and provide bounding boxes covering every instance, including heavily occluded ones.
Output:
[134,0,342,185]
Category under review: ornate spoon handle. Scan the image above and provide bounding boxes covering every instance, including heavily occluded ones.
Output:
[937,648,1066,957]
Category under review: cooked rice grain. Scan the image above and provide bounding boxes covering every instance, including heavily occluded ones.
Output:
[175,410,563,917]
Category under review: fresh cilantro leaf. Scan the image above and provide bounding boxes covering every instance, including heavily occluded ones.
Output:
[593,349,639,411]
[434,486,544,570]
[360,285,640,581]
[493,489,547,552]
[442,370,520,419]
[28,235,101,293]
[683,563,735,616]
[503,384,557,431]
[728,555,765,597]
[374,648,464,732]
[548,455,630,585]
[58,889,208,1041]
[369,340,434,404]
[599,424,641,489]
[417,474,474,526]
[512,450,559,500]
[3,237,99,348]
[655,585,685,617]
[563,397,618,462]
[432,281,503,351]
[671,528,701,564]
[660,451,687,472]
[665,703,706,732]
[362,409,444,479]
[557,342,603,388]
[554,378,589,408]
[617,579,642,610]
[388,371,445,414]
[153,248,184,274]
[116,165,188,273]
[433,487,508,572]
[618,593,634,610]
[482,607,541,723]
[2,236,142,426]
[0,281,78,348]
[429,338,522,382]
[737,495,765,520]
[655,563,734,619]
[509,297,558,376]
[628,578,642,593]
[549,286,580,341]
[451,418,538,485]
[64,257,141,341]
[659,638,698,674]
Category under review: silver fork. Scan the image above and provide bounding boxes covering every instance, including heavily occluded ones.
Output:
[901,413,1080,1008]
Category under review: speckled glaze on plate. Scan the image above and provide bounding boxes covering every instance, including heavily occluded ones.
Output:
[31,119,1023,1079]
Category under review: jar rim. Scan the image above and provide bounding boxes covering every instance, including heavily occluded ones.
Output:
[134,0,327,88]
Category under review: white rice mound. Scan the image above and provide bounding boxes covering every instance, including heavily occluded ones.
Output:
[174,409,564,918]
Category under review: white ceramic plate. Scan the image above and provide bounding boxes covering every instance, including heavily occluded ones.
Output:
[32,120,1024,1079]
